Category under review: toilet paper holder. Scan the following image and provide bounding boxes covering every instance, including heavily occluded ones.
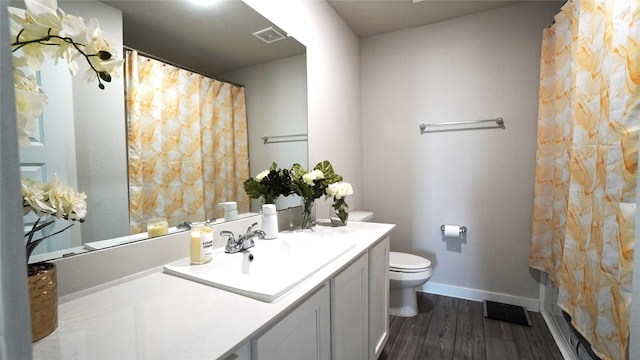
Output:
[440,225,467,234]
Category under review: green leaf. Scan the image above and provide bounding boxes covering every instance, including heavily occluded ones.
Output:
[244,163,293,202]
[315,160,342,183]
[290,163,307,179]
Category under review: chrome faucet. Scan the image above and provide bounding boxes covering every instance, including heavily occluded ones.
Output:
[177,218,215,231]
[222,222,265,254]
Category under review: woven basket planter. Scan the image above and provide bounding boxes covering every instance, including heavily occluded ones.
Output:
[28,262,58,342]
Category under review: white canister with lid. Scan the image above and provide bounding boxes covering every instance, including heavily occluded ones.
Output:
[262,204,278,239]
[219,201,239,221]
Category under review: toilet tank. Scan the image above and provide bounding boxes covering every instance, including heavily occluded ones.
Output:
[349,211,373,222]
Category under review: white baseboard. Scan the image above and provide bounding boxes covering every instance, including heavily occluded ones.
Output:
[419,282,540,312]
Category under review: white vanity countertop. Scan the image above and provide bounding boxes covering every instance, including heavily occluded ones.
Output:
[32,221,394,360]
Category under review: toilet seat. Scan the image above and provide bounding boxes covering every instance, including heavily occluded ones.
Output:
[390,252,431,273]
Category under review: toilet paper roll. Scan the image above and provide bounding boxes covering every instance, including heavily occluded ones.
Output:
[444,225,461,237]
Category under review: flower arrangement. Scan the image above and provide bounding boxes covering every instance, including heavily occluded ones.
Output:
[243,162,292,205]
[290,161,345,229]
[244,160,353,229]
[11,0,122,146]
[10,0,122,262]
[22,175,87,260]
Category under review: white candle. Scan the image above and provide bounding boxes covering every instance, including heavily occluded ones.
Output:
[147,217,168,238]
[190,227,213,264]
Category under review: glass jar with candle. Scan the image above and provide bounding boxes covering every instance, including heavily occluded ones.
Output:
[190,226,213,264]
[147,217,168,238]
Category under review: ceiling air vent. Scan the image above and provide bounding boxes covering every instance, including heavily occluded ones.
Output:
[253,27,286,44]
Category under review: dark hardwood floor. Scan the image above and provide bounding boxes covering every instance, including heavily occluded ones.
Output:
[380,292,563,360]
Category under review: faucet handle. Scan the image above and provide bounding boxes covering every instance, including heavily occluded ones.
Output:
[254,230,266,240]
[220,230,235,241]
[247,222,259,232]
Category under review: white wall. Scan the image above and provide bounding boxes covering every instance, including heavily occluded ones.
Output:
[61,1,129,243]
[361,2,561,307]
[222,53,308,211]
[244,0,362,218]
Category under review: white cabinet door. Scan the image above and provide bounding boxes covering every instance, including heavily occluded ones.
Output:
[331,254,369,360]
[252,284,330,360]
[369,236,390,359]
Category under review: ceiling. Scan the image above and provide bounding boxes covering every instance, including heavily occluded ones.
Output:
[327,0,522,38]
[97,0,552,77]
[100,0,305,77]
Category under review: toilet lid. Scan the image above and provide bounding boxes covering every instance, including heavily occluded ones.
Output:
[390,252,431,272]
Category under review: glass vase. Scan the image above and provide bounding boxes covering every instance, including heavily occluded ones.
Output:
[330,208,348,227]
[300,200,316,230]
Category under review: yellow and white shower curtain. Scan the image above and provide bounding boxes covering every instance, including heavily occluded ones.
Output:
[126,50,250,234]
[529,1,639,359]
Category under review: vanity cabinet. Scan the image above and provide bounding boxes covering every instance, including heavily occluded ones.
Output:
[331,254,369,359]
[252,236,389,360]
[252,284,331,360]
[369,236,390,359]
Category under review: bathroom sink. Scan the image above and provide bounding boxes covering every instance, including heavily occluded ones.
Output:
[163,236,355,302]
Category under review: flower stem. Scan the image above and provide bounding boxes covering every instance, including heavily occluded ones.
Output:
[301,200,315,229]
[12,28,110,89]
[25,218,75,262]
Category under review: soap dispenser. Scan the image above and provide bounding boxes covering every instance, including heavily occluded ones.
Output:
[262,204,278,239]
[219,202,239,221]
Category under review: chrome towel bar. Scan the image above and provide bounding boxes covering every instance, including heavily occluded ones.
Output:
[420,117,505,133]
[261,133,308,144]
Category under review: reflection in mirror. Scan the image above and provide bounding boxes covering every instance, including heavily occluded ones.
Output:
[124,49,251,234]
[22,1,307,262]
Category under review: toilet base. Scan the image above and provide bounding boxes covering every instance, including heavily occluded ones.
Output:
[389,287,419,317]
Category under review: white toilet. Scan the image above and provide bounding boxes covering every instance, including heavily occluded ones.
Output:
[349,211,433,317]
[389,252,432,317]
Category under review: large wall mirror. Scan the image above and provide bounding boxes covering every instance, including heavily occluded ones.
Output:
[21,0,307,262]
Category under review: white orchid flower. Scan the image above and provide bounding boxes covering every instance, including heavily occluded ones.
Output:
[14,70,48,147]
[21,175,87,221]
[11,0,123,143]
[21,177,55,216]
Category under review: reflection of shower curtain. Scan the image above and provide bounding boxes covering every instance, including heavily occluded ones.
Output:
[529,1,639,359]
[125,50,250,233]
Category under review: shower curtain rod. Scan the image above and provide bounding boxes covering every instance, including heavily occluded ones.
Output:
[122,45,245,88]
